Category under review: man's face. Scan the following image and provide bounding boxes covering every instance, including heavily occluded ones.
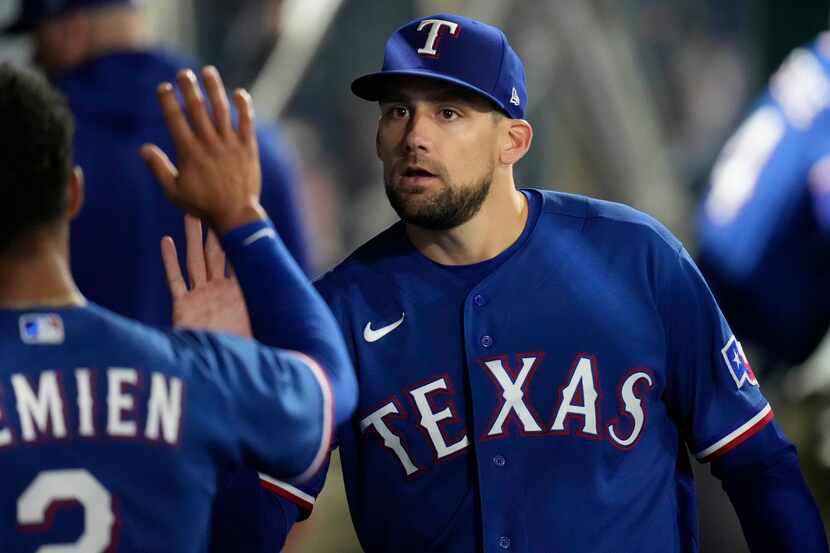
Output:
[33,13,83,74]
[376,76,503,230]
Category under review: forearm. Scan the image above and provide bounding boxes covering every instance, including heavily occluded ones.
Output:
[221,219,357,423]
[718,446,828,553]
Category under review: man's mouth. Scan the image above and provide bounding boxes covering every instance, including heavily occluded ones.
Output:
[398,167,439,190]
[402,167,436,178]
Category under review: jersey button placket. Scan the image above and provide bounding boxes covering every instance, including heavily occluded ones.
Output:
[473,293,487,306]
[480,335,493,348]
[493,454,506,467]
[498,536,512,549]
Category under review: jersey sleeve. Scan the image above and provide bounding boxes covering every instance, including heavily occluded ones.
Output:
[696,99,792,282]
[257,451,332,518]
[251,274,347,511]
[209,469,299,553]
[660,247,773,463]
[221,219,357,425]
[696,41,830,281]
[175,330,333,482]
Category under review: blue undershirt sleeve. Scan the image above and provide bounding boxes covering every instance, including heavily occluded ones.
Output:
[209,219,352,552]
[221,219,357,424]
[209,471,299,553]
[711,422,828,553]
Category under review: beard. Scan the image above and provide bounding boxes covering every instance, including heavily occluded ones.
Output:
[384,163,493,231]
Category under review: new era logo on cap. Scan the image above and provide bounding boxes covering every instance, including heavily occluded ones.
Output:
[510,87,521,106]
[351,13,528,119]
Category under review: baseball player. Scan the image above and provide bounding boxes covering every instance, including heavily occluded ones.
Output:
[0,63,356,551]
[697,32,830,368]
[172,14,829,553]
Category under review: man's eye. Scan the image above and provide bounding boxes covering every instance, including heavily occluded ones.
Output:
[441,109,459,120]
[390,107,409,118]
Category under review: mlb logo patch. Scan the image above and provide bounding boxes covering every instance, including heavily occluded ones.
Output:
[19,314,65,345]
[721,335,757,388]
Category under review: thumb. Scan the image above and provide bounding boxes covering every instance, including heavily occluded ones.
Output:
[141,144,179,197]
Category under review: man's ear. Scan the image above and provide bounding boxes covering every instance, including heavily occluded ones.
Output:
[67,166,84,220]
[499,119,533,166]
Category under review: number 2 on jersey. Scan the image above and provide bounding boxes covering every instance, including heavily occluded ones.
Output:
[18,469,116,553]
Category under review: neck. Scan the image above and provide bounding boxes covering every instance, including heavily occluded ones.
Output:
[86,8,150,58]
[407,175,528,266]
[0,229,84,309]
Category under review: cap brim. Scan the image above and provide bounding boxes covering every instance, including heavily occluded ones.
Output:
[351,69,508,115]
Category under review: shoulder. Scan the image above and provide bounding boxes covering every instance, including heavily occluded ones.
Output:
[315,221,410,303]
[535,189,683,254]
[84,304,249,377]
[75,304,181,365]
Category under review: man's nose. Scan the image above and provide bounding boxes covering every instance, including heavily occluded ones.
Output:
[403,110,433,153]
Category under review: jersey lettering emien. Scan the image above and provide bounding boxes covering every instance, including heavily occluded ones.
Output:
[0,304,329,552]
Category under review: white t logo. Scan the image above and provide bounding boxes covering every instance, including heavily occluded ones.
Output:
[416,19,460,56]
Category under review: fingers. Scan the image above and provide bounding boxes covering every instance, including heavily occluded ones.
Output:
[140,144,179,196]
[204,229,227,281]
[157,82,196,151]
[160,236,187,300]
[234,88,256,147]
[184,214,207,288]
[177,69,218,144]
[202,66,232,137]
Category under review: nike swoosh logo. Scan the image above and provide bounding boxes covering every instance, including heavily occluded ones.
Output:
[363,313,405,343]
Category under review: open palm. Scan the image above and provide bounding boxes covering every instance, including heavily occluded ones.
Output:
[162,215,252,337]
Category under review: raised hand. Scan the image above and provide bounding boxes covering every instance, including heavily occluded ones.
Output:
[162,215,252,337]
[141,66,266,235]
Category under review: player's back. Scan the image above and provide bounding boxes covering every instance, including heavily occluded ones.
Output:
[0,303,324,552]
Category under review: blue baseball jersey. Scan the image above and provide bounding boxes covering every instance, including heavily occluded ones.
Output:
[697,33,830,364]
[0,303,331,552]
[53,50,311,328]
[302,189,775,553]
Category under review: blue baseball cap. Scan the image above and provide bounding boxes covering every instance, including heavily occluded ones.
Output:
[351,13,528,119]
[3,0,139,33]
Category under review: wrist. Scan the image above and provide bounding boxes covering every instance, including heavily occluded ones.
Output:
[209,203,267,236]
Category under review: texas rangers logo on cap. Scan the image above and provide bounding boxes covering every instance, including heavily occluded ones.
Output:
[415,18,461,58]
[721,335,758,388]
[351,13,528,120]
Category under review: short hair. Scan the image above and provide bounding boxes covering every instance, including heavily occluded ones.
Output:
[0,63,75,253]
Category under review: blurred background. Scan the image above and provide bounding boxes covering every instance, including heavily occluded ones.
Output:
[3,0,829,551]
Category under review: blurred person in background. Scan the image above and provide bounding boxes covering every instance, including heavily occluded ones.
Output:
[697,30,830,530]
[698,31,830,370]
[2,1,315,551]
